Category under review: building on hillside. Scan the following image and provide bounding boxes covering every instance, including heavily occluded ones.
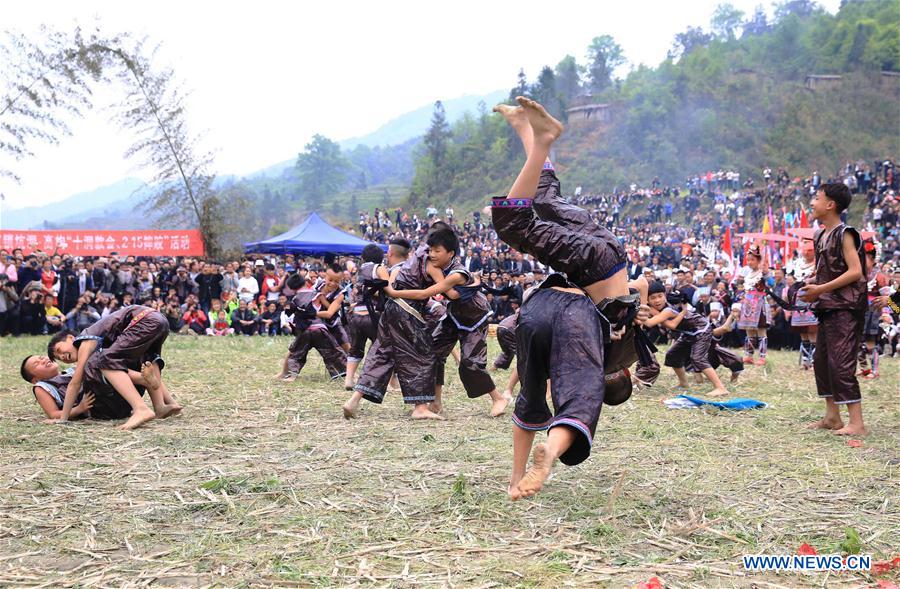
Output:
[880,71,900,92]
[804,74,843,90]
[566,102,611,125]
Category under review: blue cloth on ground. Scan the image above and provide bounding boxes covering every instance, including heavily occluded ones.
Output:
[671,394,767,410]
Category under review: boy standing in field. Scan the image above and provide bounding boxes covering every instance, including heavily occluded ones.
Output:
[799,183,867,436]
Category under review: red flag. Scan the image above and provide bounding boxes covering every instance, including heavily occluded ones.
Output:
[800,207,809,228]
[722,226,733,271]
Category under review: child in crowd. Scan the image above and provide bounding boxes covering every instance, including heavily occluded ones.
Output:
[259,301,280,336]
[737,246,770,365]
[789,241,819,369]
[207,310,233,336]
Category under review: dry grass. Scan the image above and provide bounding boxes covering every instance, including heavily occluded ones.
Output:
[1,334,897,588]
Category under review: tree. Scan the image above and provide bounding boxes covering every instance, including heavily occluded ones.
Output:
[423,101,451,194]
[711,3,746,39]
[774,0,821,22]
[295,134,350,209]
[532,66,562,118]
[347,192,358,218]
[0,26,112,182]
[555,55,583,102]
[477,100,489,129]
[353,169,367,190]
[668,27,714,60]
[743,4,771,36]
[207,182,259,258]
[0,27,226,255]
[586,35,626,94]
[509,68,529,101]
[104,39,219,254]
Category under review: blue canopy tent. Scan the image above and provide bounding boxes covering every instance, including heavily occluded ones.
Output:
[243,212,386,256]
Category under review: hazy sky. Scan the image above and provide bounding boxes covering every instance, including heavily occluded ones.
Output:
[1,0,840,211]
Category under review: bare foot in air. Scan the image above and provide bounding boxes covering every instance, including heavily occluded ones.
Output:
[730,371,740,383]
[411,404,445,420]
[118,405,155,431]
[493,103,529,132]
[511,443,554,500]
[515,96,563,144]
[141,361,162,390]
[833,424,867,437]
[806,417,844,430]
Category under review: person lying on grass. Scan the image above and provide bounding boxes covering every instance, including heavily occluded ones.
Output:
[20,354,173,424]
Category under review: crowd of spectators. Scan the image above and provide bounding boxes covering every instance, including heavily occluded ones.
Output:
[2,158,897,354]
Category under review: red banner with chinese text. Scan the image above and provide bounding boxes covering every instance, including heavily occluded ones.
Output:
[0,230,205,257]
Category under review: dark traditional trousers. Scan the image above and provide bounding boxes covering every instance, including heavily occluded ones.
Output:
[492,168,629,467]
[287,327,346,379]
[82,351,154,419]
[665,328,714,371]
[347,313,378,363]
[328,323,350,348]
[814,310,863,404]
[493,313,518,370]
[514,288,605,466]
[708,342,744,374]
[433,315,495,398]
[633,352,661,386]
[77,308,169,373]
[354,300,436,405]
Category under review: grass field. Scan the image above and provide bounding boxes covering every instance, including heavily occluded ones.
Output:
[1,335,897,588]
